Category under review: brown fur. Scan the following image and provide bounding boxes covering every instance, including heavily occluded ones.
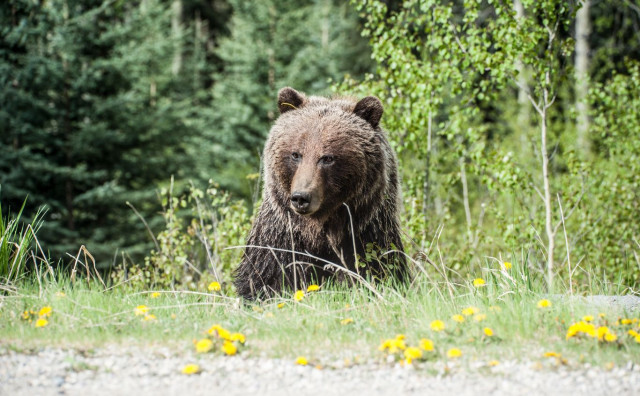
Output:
[233,87,407,300]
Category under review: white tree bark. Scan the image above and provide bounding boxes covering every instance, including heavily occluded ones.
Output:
[575,0,591,155]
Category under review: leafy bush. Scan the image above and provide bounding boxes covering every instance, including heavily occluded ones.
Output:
[111,181,252,292]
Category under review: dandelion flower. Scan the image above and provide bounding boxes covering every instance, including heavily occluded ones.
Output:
[229,333,246,344]
[628,330,639,337]
[473,314,487,322]
[419,338,434,352]
[488,360,499,367]
[295,356,308,366]
[208,281,221,292]
[620,318,633,325]
[134,305,149,316]
[473,278,486,287]
[306,285,320,292]
[604,332,618,342]
[277,302,286,309]
[483,327,494,337]
[537,299,551,308]
[35,318,48,328]
[543,351,561,358]
[195,338,213,353]
[221,341,237,356]
[430,320,445,332]
[182,364,200,375]
[503,262,512,270]
[340,318,354,325]
[21,311,31,320]
[208,325,231,340]
[404,347,422,363]
[447,348,462,358]
[150,292,161,299]
[462,307,478,316]
[452,314,465,323]
[294,290,305,302]
[566,321,596,339]
[38,306,52,317]
[379,336,406,353]
[143,314,157,321]
[582,315,594,322]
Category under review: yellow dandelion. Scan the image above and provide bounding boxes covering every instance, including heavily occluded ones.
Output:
[207,324,231,340]
[294,290,305,302]
[452,314,465,323]
[404,347,423,363]
[35,318,48,328]
[503,261,512,270]
[277,302,286,309]
[543,351,561,358]
[598,313,606,318]
[566,321,596,339]
[537,299,551,308]
[181,364,200,375]
[447,348,462,358]
[462,307,478,316]
[229,333,246,344]
[635,335,640,344]
[596,326,610,341]
[134,305,149,316]
[483,327,494,337]
[195,338,214,353]
[488,360,499,367]
[620,318,633,325]
[295,356,308,366]
[21,310,31,320]
[150,292,161,299]
[143,314,157,321]
[473,314,487,322]
[473,278,486,287]
[221,341,237,356]
[340,318,354,325]
[628,329,639,337]
[208,281,221,292]
[306,284,320,292]
[604,332,618,342]
[38,306,52,317]
[419,338,434,352]
[430,320,445,332]
[582,315,594,322]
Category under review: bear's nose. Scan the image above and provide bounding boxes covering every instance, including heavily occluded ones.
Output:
[290,191,311,212]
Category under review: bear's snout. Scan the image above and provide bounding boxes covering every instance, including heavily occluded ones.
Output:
[290,191,312,214]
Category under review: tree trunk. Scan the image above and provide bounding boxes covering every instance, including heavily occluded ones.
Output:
[575,0,591,156]
[171,0,183,76]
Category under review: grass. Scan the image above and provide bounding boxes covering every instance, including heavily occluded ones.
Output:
[1,258,640,370]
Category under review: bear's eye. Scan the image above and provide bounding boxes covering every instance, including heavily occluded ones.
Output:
[320,155,335,165]
[291,152,302,161]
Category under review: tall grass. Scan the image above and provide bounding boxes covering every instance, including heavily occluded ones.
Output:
[0,197,45,285]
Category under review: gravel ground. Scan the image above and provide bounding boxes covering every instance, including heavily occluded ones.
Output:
[1,345,639,396]
[2,295,640,396]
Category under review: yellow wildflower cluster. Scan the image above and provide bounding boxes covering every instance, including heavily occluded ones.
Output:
[21,306,53,328]
[565,316,624,343]
[379,334,437,365]
[195,324,246,356]
[133,305,157,322]
[208,281,221,292]
[292,284,321,303]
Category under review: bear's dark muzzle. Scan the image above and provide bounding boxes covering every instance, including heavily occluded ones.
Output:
[291,191,312,214]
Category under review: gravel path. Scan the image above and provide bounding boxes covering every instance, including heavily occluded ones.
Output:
[3,295,640,396]
[1,345,640,396]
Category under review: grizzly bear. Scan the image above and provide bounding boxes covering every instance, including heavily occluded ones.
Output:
[233,87,407,300]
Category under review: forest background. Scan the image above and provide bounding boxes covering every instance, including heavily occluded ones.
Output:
[1,0,639,292]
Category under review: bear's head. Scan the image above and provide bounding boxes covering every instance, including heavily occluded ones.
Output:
[264,87,387,220]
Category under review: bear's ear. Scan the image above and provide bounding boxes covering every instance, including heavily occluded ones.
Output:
[278,87,306,114]
[353,96,383,128]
